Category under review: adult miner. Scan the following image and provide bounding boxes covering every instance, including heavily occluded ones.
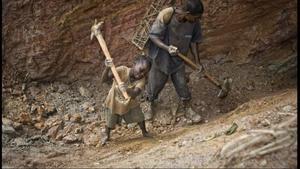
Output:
[145,0,204,123]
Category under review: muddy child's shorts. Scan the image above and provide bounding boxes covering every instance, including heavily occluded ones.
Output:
[105,106,144,129]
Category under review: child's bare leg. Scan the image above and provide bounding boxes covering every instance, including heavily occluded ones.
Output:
[101,126,111,145]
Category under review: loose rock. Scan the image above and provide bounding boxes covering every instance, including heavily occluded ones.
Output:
[37,106,47,118]
[2,125,17,136]
[81,102,95,113]
[259,159,267,166]
[13,137,30,147]
[71,113,82,123]
[56,133,64,141]
[74,127,83,134]
[44,103,57,116]
[63,134,82,144]
[30,104,39,114]
[2,118,13,126]
[12,122,23,130]
[64,114,71,121]
[79,87,92,98]
[46,125,61,139]
[282,105,293,112]
[83,133,100,146]
[18,112,32,125]
[34,122,45,130]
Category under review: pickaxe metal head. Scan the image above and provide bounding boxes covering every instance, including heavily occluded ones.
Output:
[90,19,104,40]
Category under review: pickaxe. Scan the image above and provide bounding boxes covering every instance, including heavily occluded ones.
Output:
[177,52,232,98]
[91,19,130,100]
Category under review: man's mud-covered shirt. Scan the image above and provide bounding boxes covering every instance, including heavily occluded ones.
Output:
[148,7,203,74]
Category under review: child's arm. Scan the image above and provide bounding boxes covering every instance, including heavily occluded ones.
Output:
[126,87,141,99]
[101,66,113,84]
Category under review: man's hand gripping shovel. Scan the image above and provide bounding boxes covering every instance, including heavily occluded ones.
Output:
[177,52,232,98]
[91,19,130,100]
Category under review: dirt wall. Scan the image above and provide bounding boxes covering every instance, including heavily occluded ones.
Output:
[2,0,297,83]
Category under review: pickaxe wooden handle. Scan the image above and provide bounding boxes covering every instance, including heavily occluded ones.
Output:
[91,20,130,99]
[177,52,222,89]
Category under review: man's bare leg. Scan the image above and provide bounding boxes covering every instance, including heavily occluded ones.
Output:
[138,120,152,137]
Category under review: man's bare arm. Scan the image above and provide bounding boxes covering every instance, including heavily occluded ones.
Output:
[149,36,169,51]
[150,36,178,56]
[190,43,200,64]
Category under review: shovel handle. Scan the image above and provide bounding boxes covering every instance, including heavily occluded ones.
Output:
[203,73,221,88]
[177,53,198,70]
[177,53,221,88]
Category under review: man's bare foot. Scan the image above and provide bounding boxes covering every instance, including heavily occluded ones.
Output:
[185,107,202,124]
[144,102,154,121]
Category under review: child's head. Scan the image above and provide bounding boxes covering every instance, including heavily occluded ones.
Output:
[132,54,151,80]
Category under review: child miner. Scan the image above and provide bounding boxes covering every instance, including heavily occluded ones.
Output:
[100,55,152,145]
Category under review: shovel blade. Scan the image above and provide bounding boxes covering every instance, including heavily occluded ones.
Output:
[217,78,233,98]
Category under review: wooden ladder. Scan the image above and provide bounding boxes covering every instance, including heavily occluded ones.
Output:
[131,0,169,50]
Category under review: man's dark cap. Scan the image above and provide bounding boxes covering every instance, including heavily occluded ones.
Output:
[184,0,204,15]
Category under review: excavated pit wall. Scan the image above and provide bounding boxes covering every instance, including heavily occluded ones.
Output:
[2,0,297,83]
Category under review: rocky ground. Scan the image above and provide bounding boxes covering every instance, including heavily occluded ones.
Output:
[2,57,297,168]
[2,88,297,168]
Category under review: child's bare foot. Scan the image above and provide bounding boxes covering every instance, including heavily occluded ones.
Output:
[100,127,110,146]
[142,132,152,138]
[101,136,109,146]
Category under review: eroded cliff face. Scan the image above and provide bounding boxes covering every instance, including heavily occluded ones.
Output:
[200,0,297,64]
[2,0,297,83]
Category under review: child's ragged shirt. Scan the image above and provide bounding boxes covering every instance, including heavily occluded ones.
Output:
[104,66,145,115]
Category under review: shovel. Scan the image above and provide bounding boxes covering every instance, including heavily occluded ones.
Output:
[177,52,232,98]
